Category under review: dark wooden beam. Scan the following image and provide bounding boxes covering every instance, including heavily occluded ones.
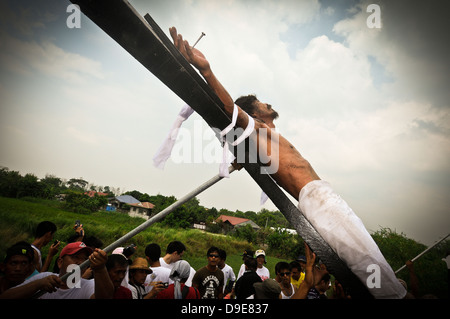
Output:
[70,0,372,298]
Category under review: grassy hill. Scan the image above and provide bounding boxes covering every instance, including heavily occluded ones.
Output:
[0,196,286,277]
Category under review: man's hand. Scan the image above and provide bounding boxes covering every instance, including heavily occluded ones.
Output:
[89,248,108,271]
[38,275,64,293]
[170,27,211,75]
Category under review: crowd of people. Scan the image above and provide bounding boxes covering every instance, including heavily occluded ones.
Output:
[0,220,445,299]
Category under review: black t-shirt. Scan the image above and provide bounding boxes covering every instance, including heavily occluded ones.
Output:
[235,270,262,299]
[192,266,224,299]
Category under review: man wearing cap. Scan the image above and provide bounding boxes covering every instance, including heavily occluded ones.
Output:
[0,242,114,299]
[0,242,35,296]
[128,257,153,299]
[253,279,281,299]
[255,250,270,281]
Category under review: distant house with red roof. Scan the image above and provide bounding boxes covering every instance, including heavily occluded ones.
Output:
[216,214,260,231]
[84,191,109,197]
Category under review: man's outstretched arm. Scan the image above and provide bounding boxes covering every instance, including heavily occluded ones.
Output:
[170,27,250,129]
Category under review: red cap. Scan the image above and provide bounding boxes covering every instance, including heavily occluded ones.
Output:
[60,242,93,258]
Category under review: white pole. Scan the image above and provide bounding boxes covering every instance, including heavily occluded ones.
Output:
[394,233,450,274]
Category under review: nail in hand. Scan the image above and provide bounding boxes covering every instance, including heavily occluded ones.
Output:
[192,32,206,48]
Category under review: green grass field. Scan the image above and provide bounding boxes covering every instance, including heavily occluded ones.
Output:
[0,196,287,277]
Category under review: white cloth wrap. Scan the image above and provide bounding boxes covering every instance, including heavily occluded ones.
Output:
[153,104,195,170]
[219,104,255,178]
[298,180,406,299]
[169,260,192,299]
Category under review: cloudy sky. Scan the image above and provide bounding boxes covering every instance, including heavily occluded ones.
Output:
[1,0,449,245]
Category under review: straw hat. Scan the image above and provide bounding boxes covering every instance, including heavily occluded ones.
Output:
[129,257,152,274]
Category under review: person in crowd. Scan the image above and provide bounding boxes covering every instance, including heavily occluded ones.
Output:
[296,255,307,273]
[105,253,132,299]
[275,261,295,299]
[253,278,281,299]
[128,257,153,299]
[289,261,304,289]
[31,221,59,274]
[0,242,35,296]
[307,272,331,299]
[0,242,114,299]
[217,248,235,295]
[160,241,186,269]
[160,240,195,286]
[53,222,103,277]
[157,260,200,299]
[255,249,270,281]
[144,243,172,294]
[192,246,224,299]
[292,243,319,299]
[234,257,262,299]
[237,249,254,280]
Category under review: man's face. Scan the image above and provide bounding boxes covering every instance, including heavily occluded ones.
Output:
[291,267,301,281]
[131,269,148,285]
[207,251,220,267]
[277,268,291,285]
[173,250,184,263]
[58,250,89,275]
[256,255,265,268]
[1,255,32,284]
[254,100,279,120]
[108,265,128,288]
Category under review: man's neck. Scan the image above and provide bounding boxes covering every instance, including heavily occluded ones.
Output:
[162,254,172,265]
[206,264,217,272]
[149,259,161,267]
[259,116,275,129]
[32,237,45,249]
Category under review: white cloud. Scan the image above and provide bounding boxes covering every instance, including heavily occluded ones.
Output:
[0,31,104,83]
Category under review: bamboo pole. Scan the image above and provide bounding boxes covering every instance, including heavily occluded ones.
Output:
[395,233,450,274]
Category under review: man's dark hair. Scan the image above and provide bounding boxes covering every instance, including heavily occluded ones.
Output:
[235,94,259,116]
[244,257,257,271]
[207,246,220,257]
[218,248,227,261]
[35,221,57,238]
[106,254,129,270]
[289,261,301,271]
[145,243,161,261]
[275,261,291,275]
[166,241,186,254]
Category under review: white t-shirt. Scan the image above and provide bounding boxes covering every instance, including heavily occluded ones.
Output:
[220,264,236,292]
[17,272,95,299]
[144,266,172,293]
[237,263,246,280]
[256,266,270,281]
[31,244,43,269]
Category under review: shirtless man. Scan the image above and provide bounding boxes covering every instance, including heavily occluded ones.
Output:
[170,27,406,299]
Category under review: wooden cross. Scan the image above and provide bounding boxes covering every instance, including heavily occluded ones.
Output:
[70,0,372,298]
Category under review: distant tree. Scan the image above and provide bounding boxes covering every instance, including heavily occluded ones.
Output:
[40,174,64,199]
[0,167,21,197]
[67,178,88,192]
